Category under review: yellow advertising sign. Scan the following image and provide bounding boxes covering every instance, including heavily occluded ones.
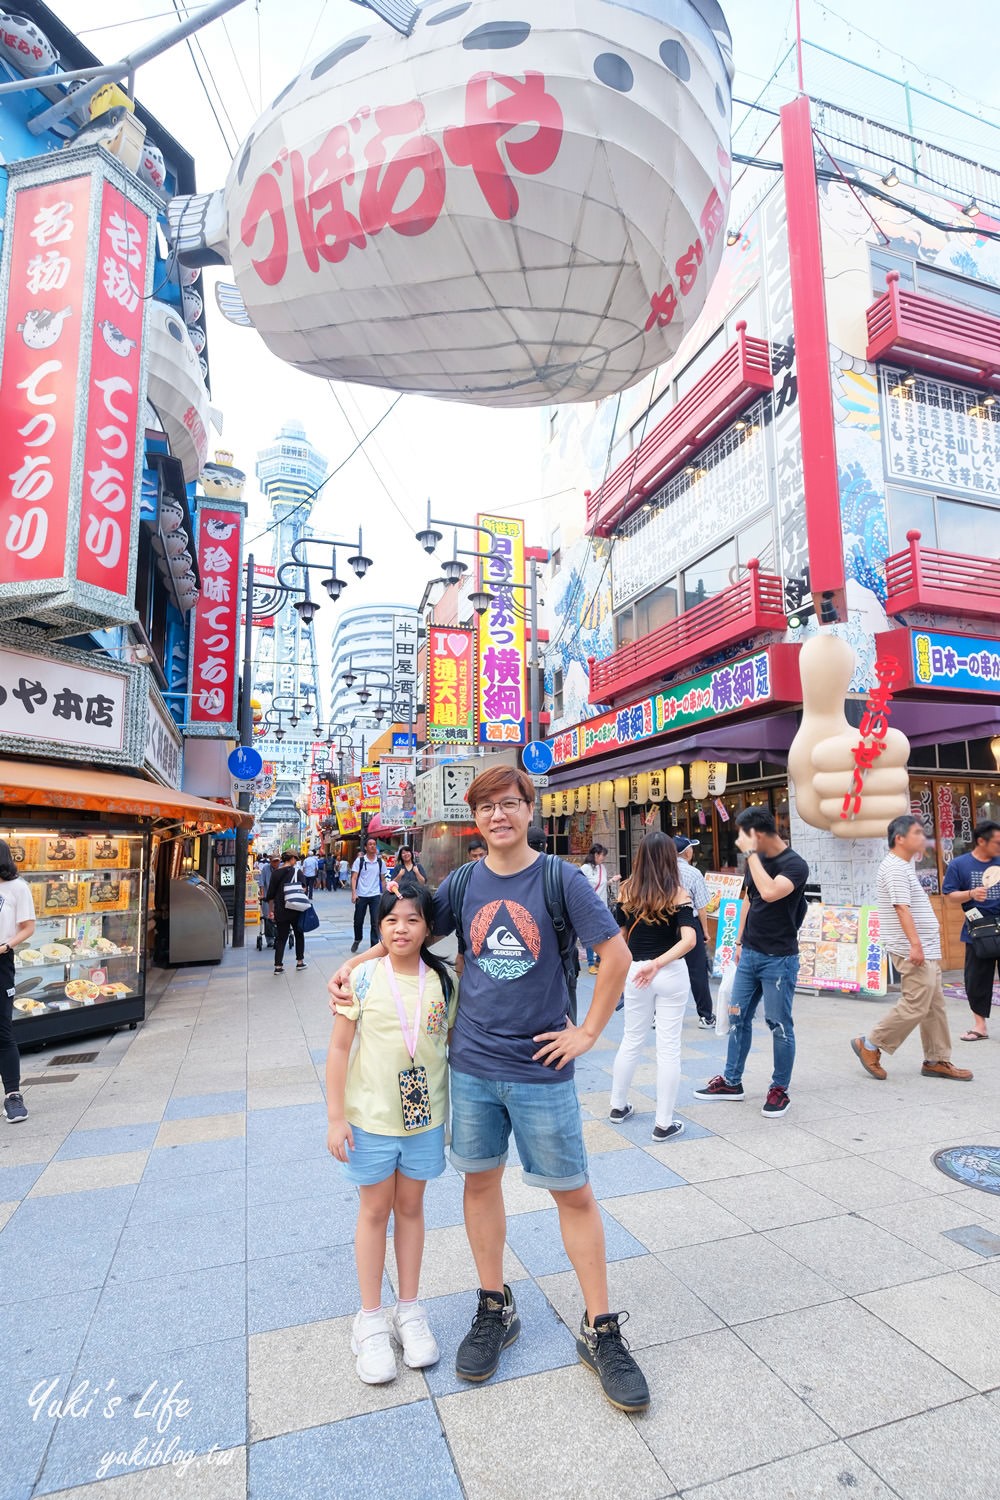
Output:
[333,783,363,836]
[476,514,526,745]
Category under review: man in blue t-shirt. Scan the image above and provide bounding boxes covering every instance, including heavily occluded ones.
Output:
[943,820,1000,1041]
[328,767,649,1413]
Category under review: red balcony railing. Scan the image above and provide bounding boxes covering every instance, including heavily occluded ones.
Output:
[586,323,774,538]
[885,530,1000,620]
[866,273,1000,390]
[588,560,788,705]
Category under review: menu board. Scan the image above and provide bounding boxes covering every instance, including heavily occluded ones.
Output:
[705,871,744,914]
[797,904,887,996]
[711,897,744,977]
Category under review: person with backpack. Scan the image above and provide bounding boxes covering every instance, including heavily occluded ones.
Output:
[272,851,310,974]
[328,767,649,1413]
[351,837,388,952]
[693,806,810,1117]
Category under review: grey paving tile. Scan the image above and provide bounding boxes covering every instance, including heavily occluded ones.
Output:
[788,1153,939,1210]
[129,1167,245,1226]
[698,1170,840,1230]
[246,1190,357,1262]
[155,1114,246,1148]
[29,1151,149,1197]
[861,1194,1000,1269]
[859,1271,1000,1389]
[0,1186,135,1302]
[0,1161,45,1200]
[677,1440,898,1499]
[847,1395,1000,1500]
[866,1142,975,1195]
[659,1233,841,1324]
[602,1185,750,1252]
[246,1154,345,1207]
[249,1312,428,1442]
[24,1450,246,1500]
[711,1124,845,1169]
[767,1214,952,1294]
[636,1330,833,1491]
[250,1401,463,1500]
[736,1298,972,1434]
[657,1136,773,1184]
[53,1124,159,1161]
[419,1279,578,1398]
[384,1222,527,1302]
[82,1264,246,1359]
[437,1364,671,1499]
[108,1209,246,1284]
[539,1253,722,1350]
[587,1146,685,1197]
[35,1338,246,1494]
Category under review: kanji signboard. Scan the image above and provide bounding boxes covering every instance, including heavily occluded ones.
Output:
[477,515,526,745]
[426,625,475,744]
[186,501,246,735]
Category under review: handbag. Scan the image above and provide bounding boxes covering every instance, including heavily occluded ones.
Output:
[716,961,737,1036]
[965,907,1000,960]
[282,878,311,913]
[300,903,320,933]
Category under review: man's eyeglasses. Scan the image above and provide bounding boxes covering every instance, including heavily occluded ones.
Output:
[474,798,528,818]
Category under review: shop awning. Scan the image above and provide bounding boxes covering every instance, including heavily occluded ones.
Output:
[0,758,253,830]
[366,814,402,836]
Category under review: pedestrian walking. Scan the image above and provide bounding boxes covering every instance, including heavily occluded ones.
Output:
[351,837,388,952]
[257,854,278,949]
[326,884,456,1384]
[608,832,697,1141]
[694,806,809,1117]
[852,815,973,1083]
[580,844,609,973]
[0,839,34,1123]
[329,766,650,1413]
[339,856,350,889]
[326,853,339,891]
[942,819,1000,1041]
[301,851,319,898]
[391,845,427,895]
[271,851,308,973]
[674,836,715,1027]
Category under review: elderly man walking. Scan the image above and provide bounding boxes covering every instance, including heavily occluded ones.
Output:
[852,814,972,1083]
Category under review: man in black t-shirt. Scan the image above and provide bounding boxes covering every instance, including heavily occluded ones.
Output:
[694,807,809,1117]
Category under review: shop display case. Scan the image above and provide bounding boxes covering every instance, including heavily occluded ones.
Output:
[5,826,148,1045]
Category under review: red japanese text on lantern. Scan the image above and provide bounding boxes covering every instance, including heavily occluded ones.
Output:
[840,656,902,819]
[240,71,564,285]
[645,147,731,332]
[0,176,91,586]
[77,182,149,596]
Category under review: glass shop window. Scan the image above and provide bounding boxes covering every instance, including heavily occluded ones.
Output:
[636,577,680,636]
[683,539,738,612]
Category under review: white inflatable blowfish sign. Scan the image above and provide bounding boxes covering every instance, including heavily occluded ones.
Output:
[166,0,734,408]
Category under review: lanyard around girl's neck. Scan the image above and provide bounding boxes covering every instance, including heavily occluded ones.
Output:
[384,958,426,1060]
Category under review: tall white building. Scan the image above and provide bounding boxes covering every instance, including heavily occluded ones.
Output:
[252,419,326,831]
[330,604,420,770]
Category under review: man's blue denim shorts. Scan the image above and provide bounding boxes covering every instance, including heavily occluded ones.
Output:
[449,1069,588,1191]
[339,1122,446,1186]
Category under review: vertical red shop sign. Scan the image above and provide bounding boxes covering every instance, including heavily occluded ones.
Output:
[187,503,245,732]
[0,174,92,586]
[76,180,149,595]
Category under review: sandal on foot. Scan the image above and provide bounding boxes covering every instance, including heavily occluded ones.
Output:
[960,1030,987,1041]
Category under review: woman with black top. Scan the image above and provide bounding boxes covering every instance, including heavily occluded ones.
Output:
[608,832,697,1141]
[391,846,427,895]
[272,851,306,974]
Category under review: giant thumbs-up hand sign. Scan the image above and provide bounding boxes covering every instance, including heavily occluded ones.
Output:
[787,633,910,841]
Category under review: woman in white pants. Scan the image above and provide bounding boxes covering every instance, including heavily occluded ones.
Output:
[609,832,697,1141]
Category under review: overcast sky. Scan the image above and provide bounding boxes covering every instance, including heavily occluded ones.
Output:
[59,0,999,666]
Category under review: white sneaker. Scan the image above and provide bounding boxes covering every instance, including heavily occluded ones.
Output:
[351,1309,397,1384]
[389,1301,440,1368]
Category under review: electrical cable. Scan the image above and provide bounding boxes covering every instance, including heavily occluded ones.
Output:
[220,11,259,120]
[325,381,418,530]
[170,0,240,158]
[244,395,404,546]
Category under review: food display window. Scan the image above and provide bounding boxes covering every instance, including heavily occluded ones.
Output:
[6,825,148,1044]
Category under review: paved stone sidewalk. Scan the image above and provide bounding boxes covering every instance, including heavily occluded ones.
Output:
[4,888,1000,1499]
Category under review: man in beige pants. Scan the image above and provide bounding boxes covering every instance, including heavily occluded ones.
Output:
[852,814,972,1083]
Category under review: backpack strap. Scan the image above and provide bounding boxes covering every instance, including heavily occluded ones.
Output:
[543,854,580,1021]
[448,859,476,957]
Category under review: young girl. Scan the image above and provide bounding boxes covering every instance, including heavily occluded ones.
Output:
[326,884,456,1384]
[608,832,697,1142]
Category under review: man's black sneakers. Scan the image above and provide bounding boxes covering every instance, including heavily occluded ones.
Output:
[692,1075,744,1100]
[3,1091,27,1124]
[577,1311,649,1412]
[455,1285,520,1382]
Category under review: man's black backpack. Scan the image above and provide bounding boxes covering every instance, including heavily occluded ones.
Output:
[449,853,580,1023]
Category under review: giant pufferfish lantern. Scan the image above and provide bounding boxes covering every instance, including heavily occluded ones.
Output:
[167,0,734,408]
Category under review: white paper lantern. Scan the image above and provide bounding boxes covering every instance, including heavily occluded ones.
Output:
[599,780,614,812]
[0,14,58,76]
[613,777,631,808]
[648,768,665,802]
[635,772,651,804]
[665,765,685,803]
[575,785,589,813]
[707,761,729,796]
[145,300,212,482]
[138,142,167,195]
[541,792,554,818]
[182,287,204,325]
[689,760,710,801]
[166,1,733,409]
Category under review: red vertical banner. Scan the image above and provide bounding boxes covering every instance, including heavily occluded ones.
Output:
[76,181,149,595]
[0,174,92,585]
[187,502,245,732]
